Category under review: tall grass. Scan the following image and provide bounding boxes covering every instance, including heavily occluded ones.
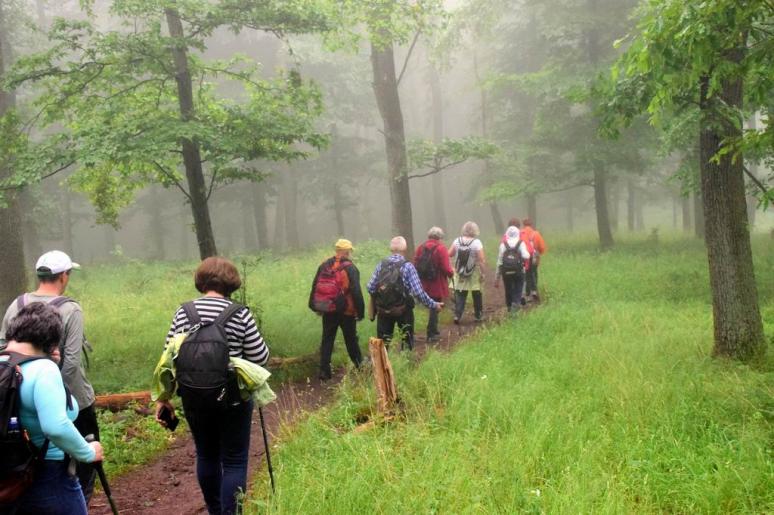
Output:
[247,234,773,513]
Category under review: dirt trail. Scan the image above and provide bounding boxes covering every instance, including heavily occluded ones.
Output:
[89,281,519,514]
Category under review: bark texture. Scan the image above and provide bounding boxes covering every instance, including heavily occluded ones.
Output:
[698,72,764,360]
[593,168,614,250]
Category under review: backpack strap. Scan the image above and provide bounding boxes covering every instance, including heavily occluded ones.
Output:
[15,294,26,311]
[49,296,74,309]
[2,351,47,368]
[212,302,245,328]
[182,302,201,326]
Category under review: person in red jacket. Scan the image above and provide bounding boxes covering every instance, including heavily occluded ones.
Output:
[414,227,454,342]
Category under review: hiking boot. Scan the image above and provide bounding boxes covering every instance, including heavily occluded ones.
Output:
[318,370,333,381]
[453,317,460,325]
[474,316,483,323]
[520,297,527,306]
[427,335,441,343]
[531,292,540,303]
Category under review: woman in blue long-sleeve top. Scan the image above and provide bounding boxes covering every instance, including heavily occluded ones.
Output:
[3,303,103,515]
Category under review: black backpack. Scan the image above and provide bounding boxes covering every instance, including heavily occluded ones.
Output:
[455,238,477,278]
[174,302,244,409]
[415,244,438,281]
[372,259,409,315]
[501,240,524,274]
[0,352,50,506]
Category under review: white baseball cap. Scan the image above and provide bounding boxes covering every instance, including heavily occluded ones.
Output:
[36,251,81,276]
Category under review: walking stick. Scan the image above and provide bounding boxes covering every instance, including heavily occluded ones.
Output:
[85,435,119,515]
[258,407,276,493]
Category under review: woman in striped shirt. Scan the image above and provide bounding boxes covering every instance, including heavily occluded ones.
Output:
[155,256,269,515]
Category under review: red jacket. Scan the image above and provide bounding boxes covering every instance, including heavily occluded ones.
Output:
[414,239,454,300]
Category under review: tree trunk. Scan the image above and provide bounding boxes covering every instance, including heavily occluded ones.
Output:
[21,189,42,262]
[693,190,705,239]
[103,225,116,258]
[370,41,415,254]
[474,52,503,236]
[165,8,217,259]
[429,66,447,230]
[251,182,269,250]
[273,188,285,251]
[593,169,614,250]
[698,71,764,360]
[526,194,537,226]
[609,177,620,232]
[627,179,636,232]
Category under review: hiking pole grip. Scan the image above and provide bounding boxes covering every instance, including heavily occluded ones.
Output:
[258,406,276,494]
[85,434,119,515]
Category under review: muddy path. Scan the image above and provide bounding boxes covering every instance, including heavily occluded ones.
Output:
[89,281,526,514]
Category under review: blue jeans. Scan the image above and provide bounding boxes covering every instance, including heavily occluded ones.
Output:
[183,398,254,515]
[15,460,87,515]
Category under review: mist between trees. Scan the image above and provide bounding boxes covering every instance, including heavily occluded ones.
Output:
[0,1,771,358]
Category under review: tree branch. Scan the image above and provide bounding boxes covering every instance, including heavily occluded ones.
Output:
[743,165,770,196]
[206,168,219,200]
[0,160,76,191]
[152,160,191,201]
[396,30,421,87]
[408,159,467,179]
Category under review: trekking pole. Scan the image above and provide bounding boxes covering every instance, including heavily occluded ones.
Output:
[258,407,276,493]
[85,434,119,515]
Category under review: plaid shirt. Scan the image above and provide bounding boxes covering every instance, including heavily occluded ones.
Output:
[367,254,437,309]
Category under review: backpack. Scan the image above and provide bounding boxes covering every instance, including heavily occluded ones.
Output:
[311,260,352,314]
[372,259,408,315]
[0,352,50,506]
[415,244,438,281]
[174,302,244,409]
[15,295,93,369]
[455,238,477,278]
[501,240,524,275]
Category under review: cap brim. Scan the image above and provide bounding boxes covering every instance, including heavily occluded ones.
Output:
[70,262,81,271]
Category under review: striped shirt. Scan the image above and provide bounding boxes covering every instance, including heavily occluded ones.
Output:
[165,297,269,366]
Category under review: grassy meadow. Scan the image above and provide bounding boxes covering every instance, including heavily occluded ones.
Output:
[241,234,773,513]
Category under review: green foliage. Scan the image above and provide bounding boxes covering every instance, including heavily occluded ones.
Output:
[247,234,774,513]
[407,136,498,179]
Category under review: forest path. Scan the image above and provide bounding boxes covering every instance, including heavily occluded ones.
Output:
[89,280,524,514]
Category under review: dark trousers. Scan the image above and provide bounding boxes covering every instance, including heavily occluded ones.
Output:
[377,308,415,350]
[426,296,442,338]
[320,313,362,378]
[72,404,99,503]
[182,398,254,515]
[454,290,483,320]
[502,272,525,310]
[16,461,87,515]
[526,262,539,295]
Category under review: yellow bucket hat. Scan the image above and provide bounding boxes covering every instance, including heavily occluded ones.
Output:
[335,239,354,251]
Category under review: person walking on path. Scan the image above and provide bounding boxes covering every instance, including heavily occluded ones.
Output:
[367,237,443,351]
[0,250,100,503]
[449,222,488,323]
[2,302,104,515]
[521,218,547,302]
[308,239,366,380]
[155,257,269,515]
[494,226,531,313]
[413,227,454,342]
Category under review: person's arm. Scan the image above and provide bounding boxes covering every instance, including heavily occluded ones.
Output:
[239,309,270,366]
[347,265,365,320]
[535,232,547,255]
[308,265,322,311]
[495,243,506,281]
[0,305,11,350]
[59,308,84,392]
[448,239,458,258]
[519,242,531,261]
[366,262,382,294]
[438,244,454,278]
[403,263,440,309]
[33,362,97,463]
[165,307,185,348]
[477,246,487,278]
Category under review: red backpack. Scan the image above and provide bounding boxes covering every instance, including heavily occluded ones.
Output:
[311,260,352,314]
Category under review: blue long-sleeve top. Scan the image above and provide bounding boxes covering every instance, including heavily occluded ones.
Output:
[367,254,437,309]
[19,358,96,462]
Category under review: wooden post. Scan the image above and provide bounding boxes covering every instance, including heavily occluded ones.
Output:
[368,337,398,414]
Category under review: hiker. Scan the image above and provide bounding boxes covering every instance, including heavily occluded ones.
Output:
[494,226,531,312]
[0,250,99,502]
[2,303,103,515]
[521,218,547,302]
[449,222,487,323]
[367,236,443,351]
[501,218,533,306]
[155,256,269,515]
[308,239,365,380]
[413,227,454,342]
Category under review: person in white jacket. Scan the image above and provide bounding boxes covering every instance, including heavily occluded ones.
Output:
[495,226,531,312]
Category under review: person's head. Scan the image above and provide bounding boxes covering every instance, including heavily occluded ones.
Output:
[194,257,242,297]
[389,236,408,255]
[427,227,445,241]
[508,218,521,228]
[36,250,80,293]
[523,218,534,228]
[334,238,354,259]
[505,226,520,239]
[461,221,480,238]
[6,303,63,355]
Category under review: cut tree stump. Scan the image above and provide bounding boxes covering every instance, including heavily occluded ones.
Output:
[368,337,398,414]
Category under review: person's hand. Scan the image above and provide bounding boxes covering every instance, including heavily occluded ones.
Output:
[155,400,174,428]
[435,302,444,310]
[89,441,104,463]
[49,347,61,364]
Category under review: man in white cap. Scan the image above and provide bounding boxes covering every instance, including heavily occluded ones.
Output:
[0,250,99,502]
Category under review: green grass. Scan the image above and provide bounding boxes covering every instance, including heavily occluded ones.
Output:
[244,234,773,513]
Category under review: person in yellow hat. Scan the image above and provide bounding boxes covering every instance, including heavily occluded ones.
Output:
[308,239,365,380]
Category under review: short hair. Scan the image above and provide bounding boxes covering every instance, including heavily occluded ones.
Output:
[390,236,407,253]
[194,257,242,297]
[37,271,67,284]
[508,218,521,228]
[523,218,534,227]
[427,226,445,240]
[6,303,63,354]
[461,221,480,238]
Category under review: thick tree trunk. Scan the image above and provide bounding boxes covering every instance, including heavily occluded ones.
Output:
[251,182,268,250]
[165,8,217,259]
[370,41,415,254]
[429,66,447,230]
[699,72,764,360]
[609,177,620,232]
[593,169,614,250]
